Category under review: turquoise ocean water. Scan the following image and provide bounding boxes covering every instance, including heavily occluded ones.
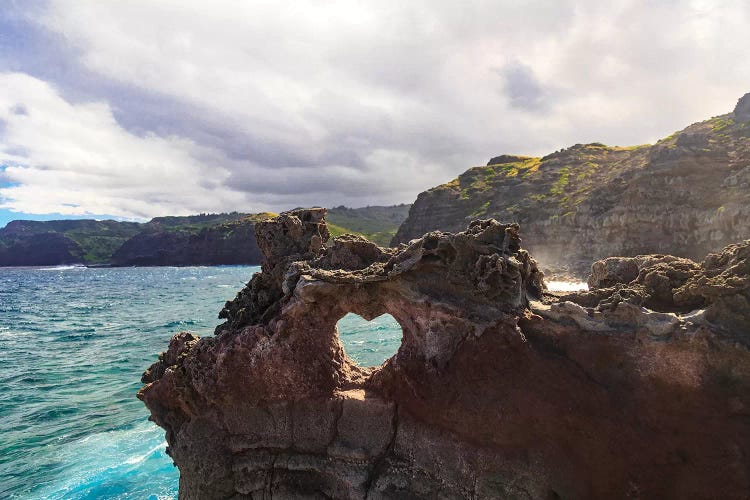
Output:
[0,266,402,499]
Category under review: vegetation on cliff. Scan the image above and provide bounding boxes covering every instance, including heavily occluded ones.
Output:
[0,220,142,266]
[326,204,411,246]
[109,213,278,266]
[0,205,411,266]
[393,93,750,271]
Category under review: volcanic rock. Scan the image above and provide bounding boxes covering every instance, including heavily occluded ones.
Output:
[587,256,640,289]
[486,154,531,166]
[569,241,750,337]
[140,210,750,499]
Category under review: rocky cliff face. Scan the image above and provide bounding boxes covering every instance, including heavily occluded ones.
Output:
[140,209,749,499]
[0,219,143,266]
[393,94,750,274]
[0,232,84,266]
[111,217,264,266]
[0,207,408,267]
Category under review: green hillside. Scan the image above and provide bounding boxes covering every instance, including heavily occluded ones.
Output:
[0,205,409,266]
[326,204,411,246]
[393,97,750,269]
[0,219,144,264]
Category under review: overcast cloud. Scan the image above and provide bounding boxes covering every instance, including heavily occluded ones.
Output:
[0,0,749,219]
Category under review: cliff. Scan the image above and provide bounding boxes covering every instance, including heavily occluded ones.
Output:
[0,232,84,266]
[0,219,142,266]
[111,206,411,266]
[110,214,274,267]
[140,209,750,499]
[392,93,750,273]
[0,206,409,267]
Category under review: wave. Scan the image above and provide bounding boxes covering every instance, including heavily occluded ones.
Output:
[32,421,177,499]
[37,265,87,271]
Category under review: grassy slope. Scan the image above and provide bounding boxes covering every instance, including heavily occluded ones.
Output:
[426,144,652,222]
[326,204,411,246]
[448,114,749,221]
[145,212,278,236]
[147,213,264,231]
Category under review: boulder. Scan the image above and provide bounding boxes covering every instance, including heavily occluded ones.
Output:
[587,256,639,289]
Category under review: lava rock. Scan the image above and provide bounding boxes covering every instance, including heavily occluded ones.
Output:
[140,211,750,499]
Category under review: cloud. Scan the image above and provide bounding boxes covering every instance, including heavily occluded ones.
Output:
[0,73,250,218]
[0,0,749,218]
[499,61,553,113]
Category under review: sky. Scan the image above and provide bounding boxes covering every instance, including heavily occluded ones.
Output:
[1,0,749,227]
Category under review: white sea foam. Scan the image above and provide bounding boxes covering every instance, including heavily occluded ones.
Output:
[37,265,86,271]
[125,442,165,465]
[547,280,589,292]
[34,421,175,499]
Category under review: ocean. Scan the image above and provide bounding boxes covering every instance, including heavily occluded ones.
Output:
[0,266,402,499]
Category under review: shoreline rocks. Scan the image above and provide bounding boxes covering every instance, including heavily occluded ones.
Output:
[140,210,750,499]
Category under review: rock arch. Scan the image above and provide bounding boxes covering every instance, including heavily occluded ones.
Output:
[140,209,750,499]
[140,209,544,497]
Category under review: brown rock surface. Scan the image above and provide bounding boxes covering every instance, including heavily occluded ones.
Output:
[566,240,750,337]
[140,210,750,499]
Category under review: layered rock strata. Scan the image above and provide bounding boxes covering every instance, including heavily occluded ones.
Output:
[140,209,750,499]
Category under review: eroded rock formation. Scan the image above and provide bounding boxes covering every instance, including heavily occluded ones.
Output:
[140,209,750,499]
[564,240,750,340]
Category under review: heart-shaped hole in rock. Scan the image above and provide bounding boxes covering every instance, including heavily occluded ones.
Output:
[336,312,402,368]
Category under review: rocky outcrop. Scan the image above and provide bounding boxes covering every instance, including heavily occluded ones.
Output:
[570,240,750,336]
[486,154,530,166]
[734,92,750,121]
[393,95,750,274]
[140,210,750,499]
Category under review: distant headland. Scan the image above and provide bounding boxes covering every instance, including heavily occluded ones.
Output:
[0,205,410,267]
